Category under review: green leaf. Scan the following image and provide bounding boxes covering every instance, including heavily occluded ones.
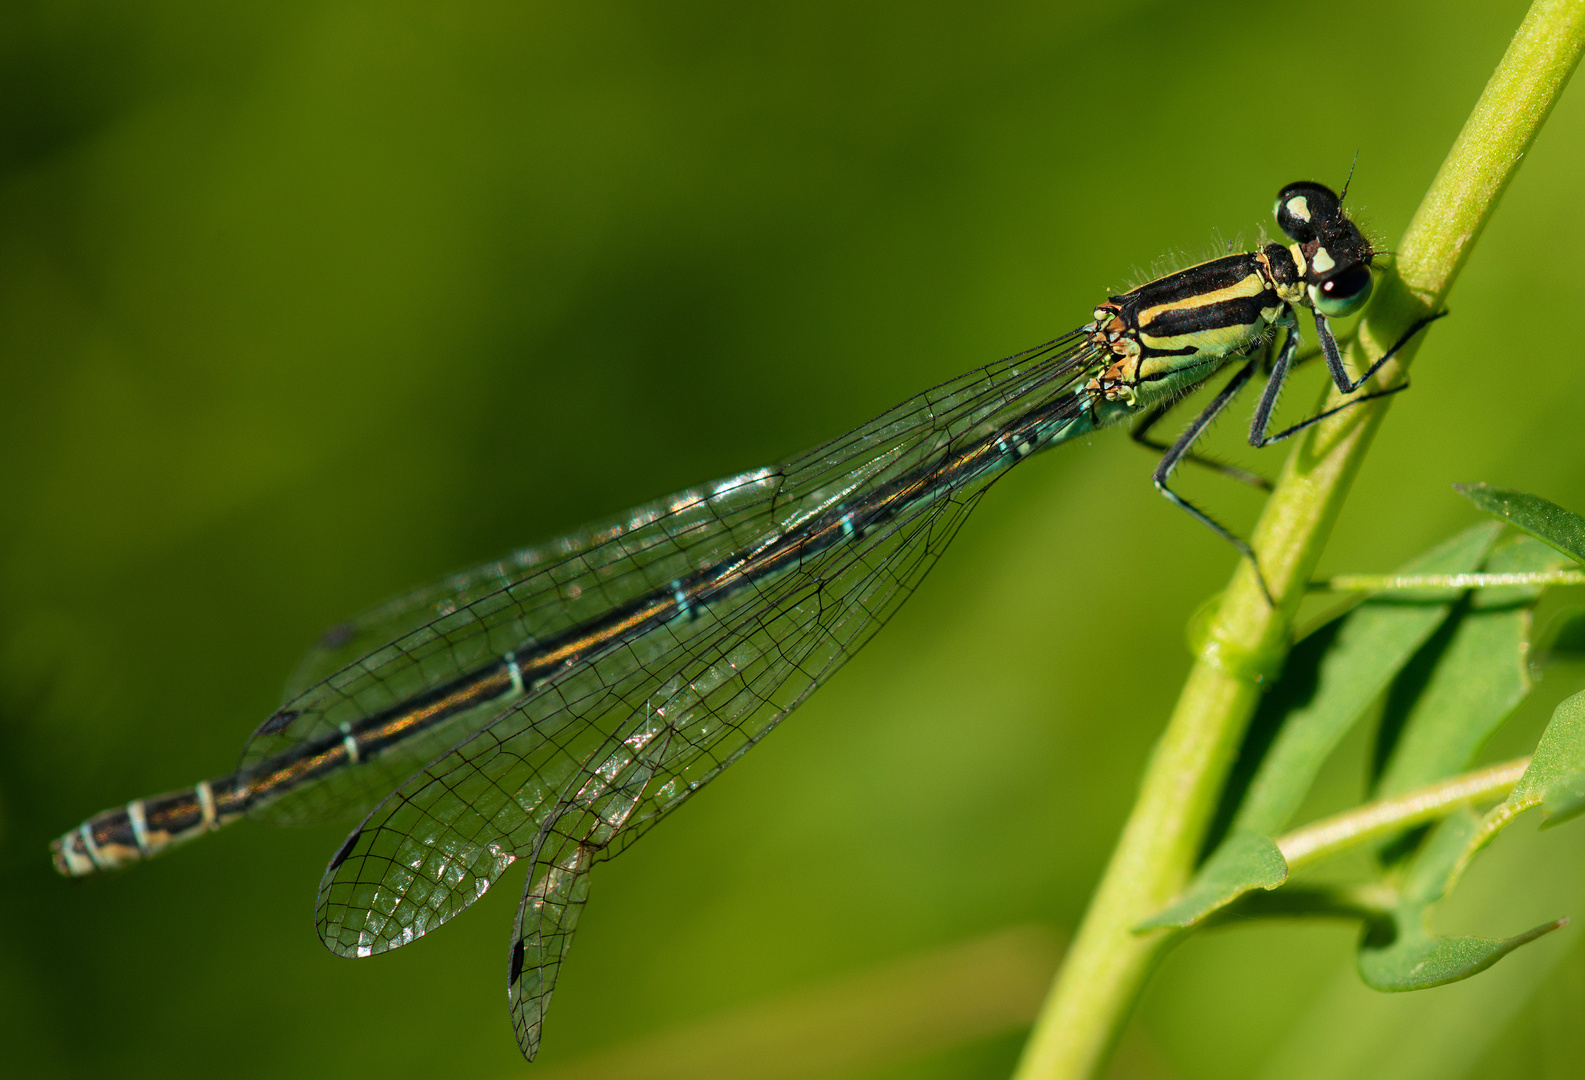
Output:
[1539,769,1585,827]
[1374,536,1565,799]
[1510,689,1585,827]
[1228,523,1502,837]
[1455,483,1585,565]
[1357,812,1566,992]
[1432,693,1585,892]
[1357,919,1566,991]
[1136,831,1287,930]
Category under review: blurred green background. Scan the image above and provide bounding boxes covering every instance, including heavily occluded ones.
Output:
[4,1,1585,1077]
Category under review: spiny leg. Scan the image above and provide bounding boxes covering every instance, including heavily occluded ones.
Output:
[1247,317,1302,451]
[1140,318,1350,485]
[1287,325,1357,371]
[1250,311,1446,449]
[1152,357,1275,603]
[1314,309,1445,393]
[1131,395,1271,491]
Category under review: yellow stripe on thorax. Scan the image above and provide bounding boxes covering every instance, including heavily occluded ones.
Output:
[1136,270,1267,326]
[1137,271,1274,357]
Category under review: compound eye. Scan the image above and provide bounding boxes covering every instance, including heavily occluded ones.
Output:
[1309,263,1374,318]
[1274,181,1338,243]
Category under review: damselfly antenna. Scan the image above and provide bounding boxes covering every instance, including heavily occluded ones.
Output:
[1339,150,1361,203]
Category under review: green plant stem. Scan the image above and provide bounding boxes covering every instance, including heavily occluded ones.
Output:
[1318,569,1585,591]
[1012,5,1585,1078]
[1276,758,1529,870]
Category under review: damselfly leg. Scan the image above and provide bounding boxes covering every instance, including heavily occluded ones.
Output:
[1130,396,1274,491]
[1248,311,1447,449]
[1144,359,1274,592]
[1143,310,1443,604]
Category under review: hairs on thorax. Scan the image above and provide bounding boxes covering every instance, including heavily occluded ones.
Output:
[1118,226,1269,293]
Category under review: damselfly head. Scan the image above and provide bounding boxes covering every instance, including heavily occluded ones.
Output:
[1274,180,1375,319]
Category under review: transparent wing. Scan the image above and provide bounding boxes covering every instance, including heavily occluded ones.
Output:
[317,461,985,1058]
[507,480,985,1059]
[280,566,539,705]
[312,333,1099,1059]
[248,465,814,825]
[243,334,1097,829]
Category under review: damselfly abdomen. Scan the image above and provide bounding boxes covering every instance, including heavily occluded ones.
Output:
[51,179,1434,1061]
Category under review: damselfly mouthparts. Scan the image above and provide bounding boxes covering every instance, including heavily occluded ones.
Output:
[52,179,1436,1061]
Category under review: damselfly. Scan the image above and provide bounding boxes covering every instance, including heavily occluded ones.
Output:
[52,179,1436,1060]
